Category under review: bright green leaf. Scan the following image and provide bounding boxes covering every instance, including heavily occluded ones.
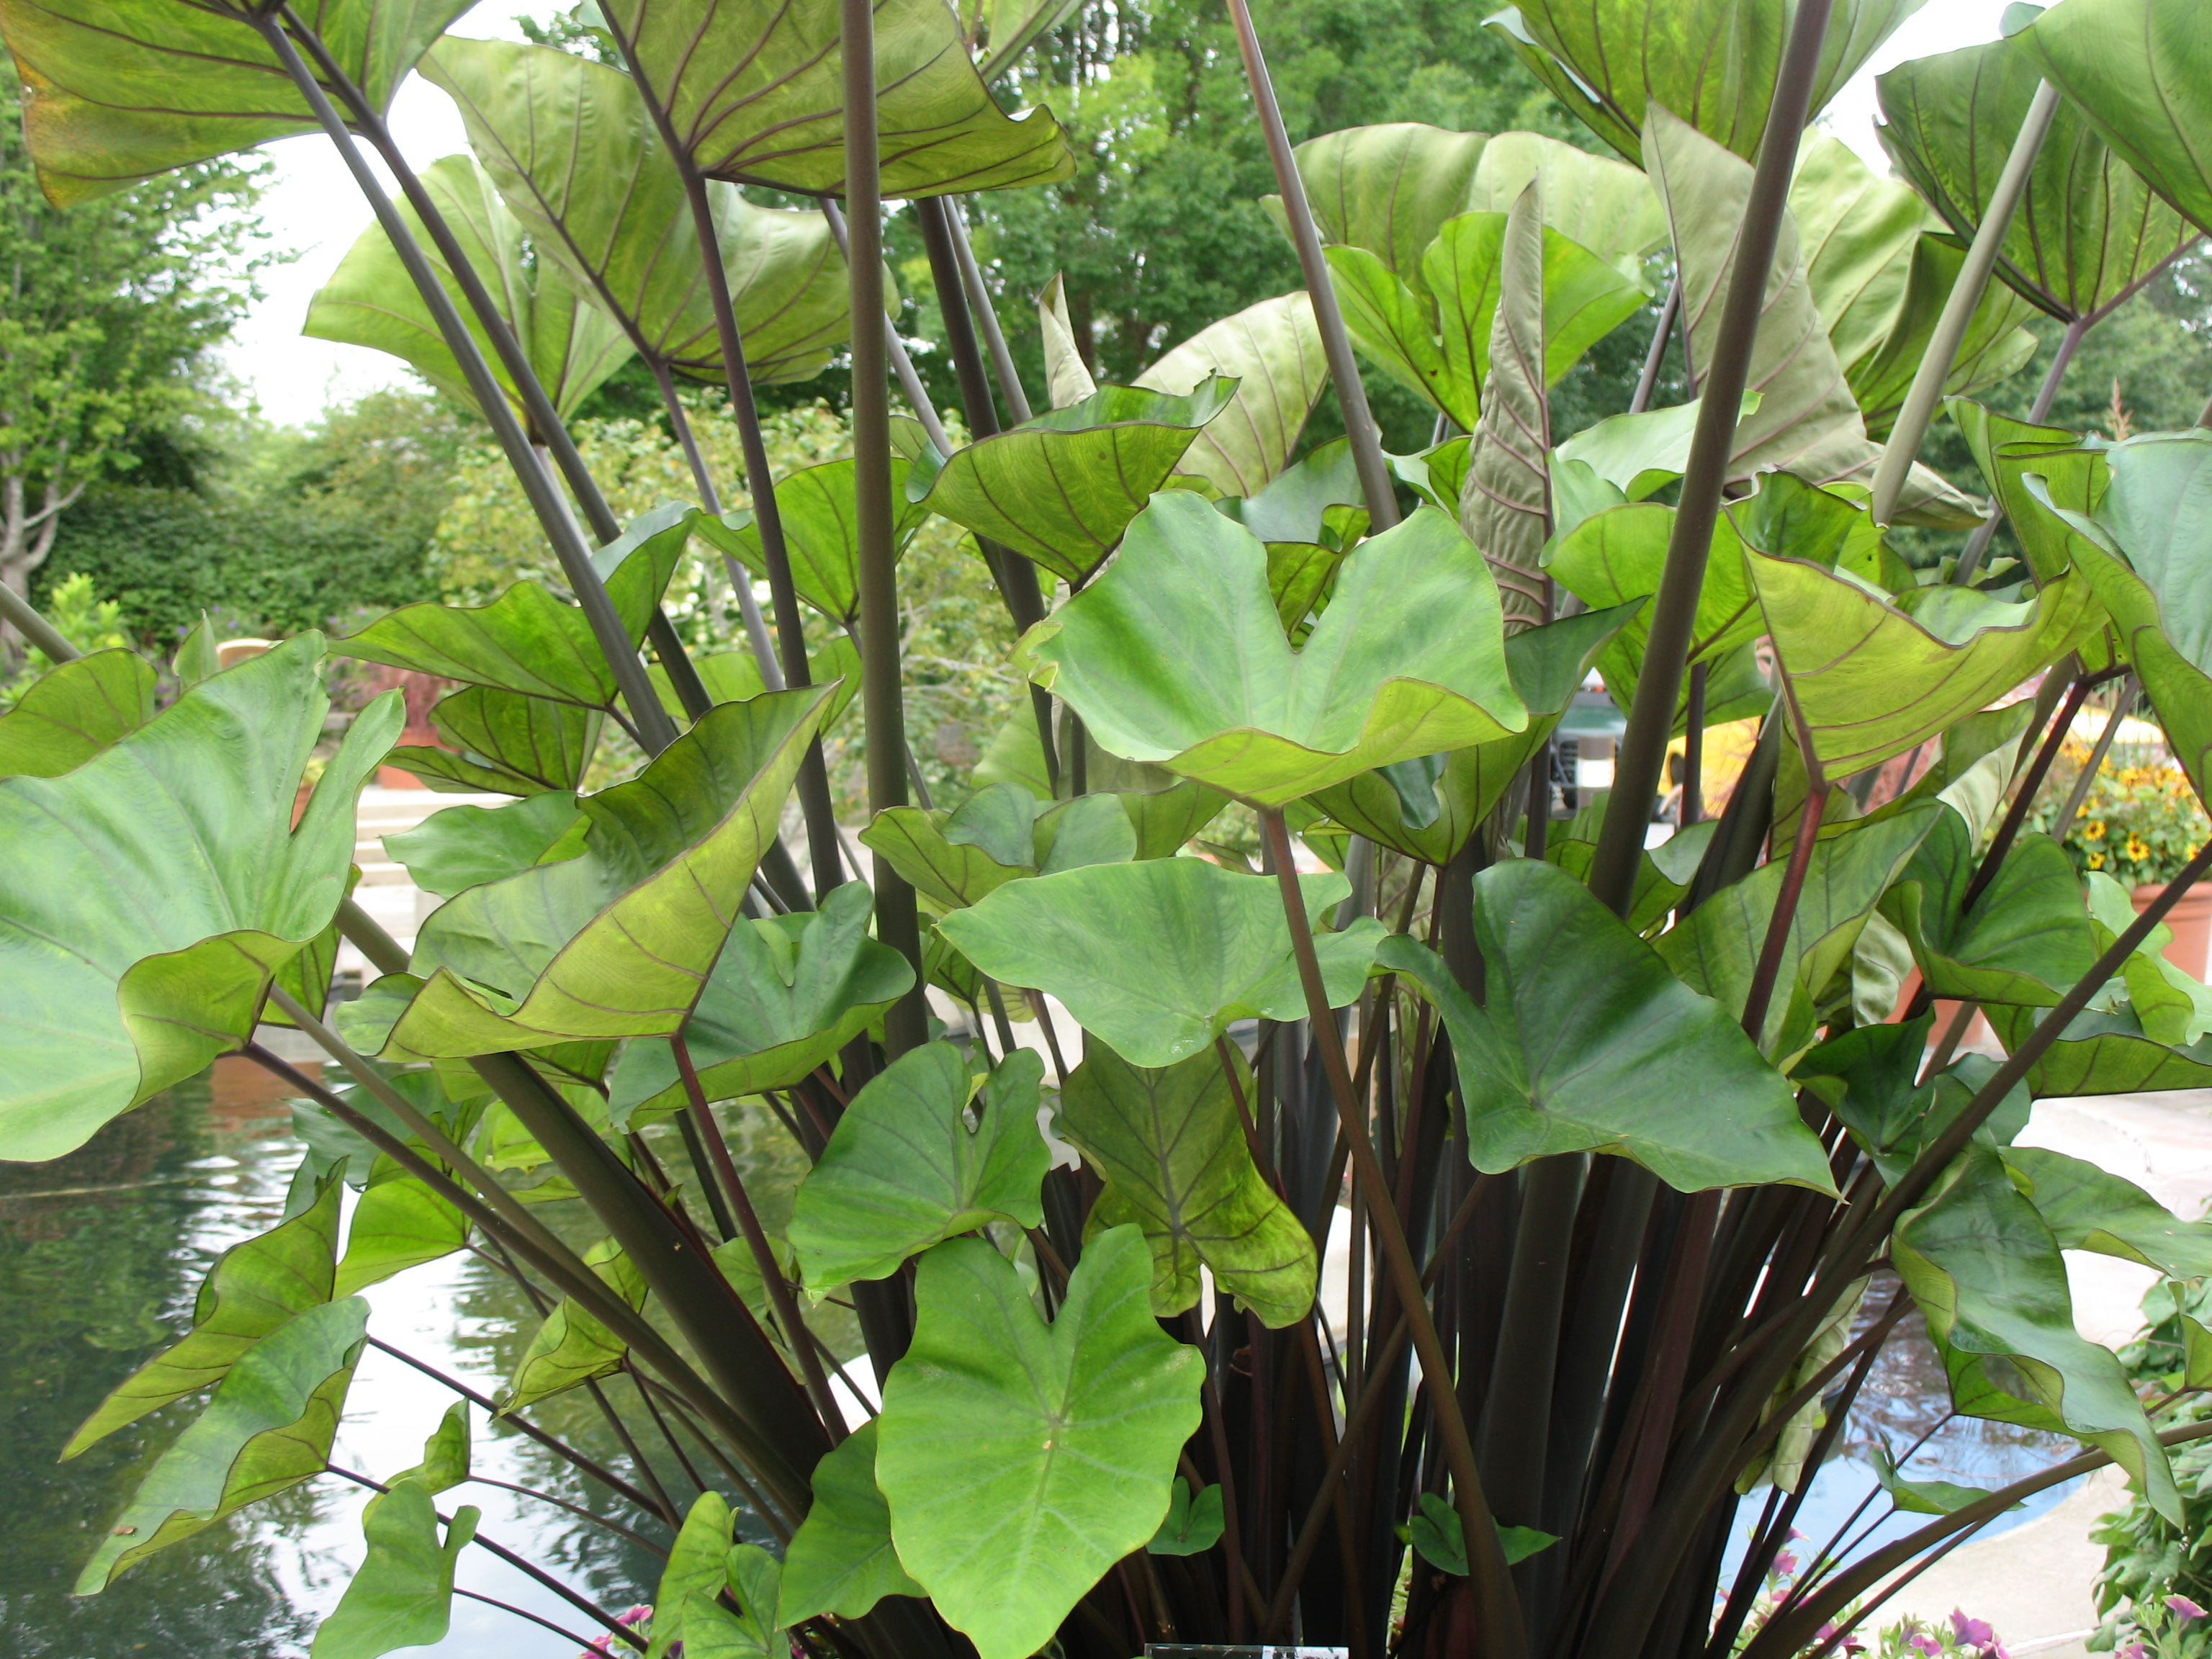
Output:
[2024,0,2212,240]
[503,1238,647,1411]
[0,649,156,780]
[778,1419,925,1625]
[385,790,587,901]
[310,1478,480,1659]
[696,465,927,625]
[1136,293,1326,498]
[1148,1478,1225,1556]
[383,685,602,797]
[876,1228,1203,1659]
[334,1161,469,1297]
[647,1491,734,1659]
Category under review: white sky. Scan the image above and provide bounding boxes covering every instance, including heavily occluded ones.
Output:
[220,0,2023,427]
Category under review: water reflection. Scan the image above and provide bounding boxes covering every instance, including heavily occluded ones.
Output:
[0,1065,719,1658]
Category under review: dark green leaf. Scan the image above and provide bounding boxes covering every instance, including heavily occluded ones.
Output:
[1148,1478,1224,1557]
[1880,806,2098,1006]
[384,685,602,797]
[939,860,1383,1069]
[1382,860,1834,1192]
[2001,1146,2212,1278]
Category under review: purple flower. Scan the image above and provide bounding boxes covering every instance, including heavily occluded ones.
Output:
[1773,1550,1799,1578]
[1815,1622,1864,1655]
[2121,1644,2148,1659]
[1951,1610,1995,1647]
[1910,1636,1942,1657]
[1787,1527,1807,1542]
[2170,1593,2208,1622]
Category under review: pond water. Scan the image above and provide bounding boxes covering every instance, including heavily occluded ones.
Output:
[0,1066,2090,1655]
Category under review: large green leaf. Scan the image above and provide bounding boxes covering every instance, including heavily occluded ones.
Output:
[876,1228,1203,1659]
[1061,1041,1317,1327]
[1489,0,1923,163]
[1990,1002,2212,1097]
[1645,107,1978,529]
[860,786,1140,913]
[385,790,587,901]
[1895,1147,2180,1521]
[606,0,1071,198]
[1382,860,1833,1192]
[1308,606,1632,866]
[1019,495,1524,805]
[0,0,474,205]
[338,503,691,711]
[2025,430,2212,796]
[0,649,156,780]
[333,1160,469,1296]
[1463,130,1670,279]
[1790,134,1932,376]
[1281,122,1491,294]
[64,1173,344,1460]
[1880,806,2098,1007]
[1746,545,2095,775]
[938,860,1384,1070]
[1464,181,1554,630]
[383,685,603,797]
[606,881,913,1125]
[1136,293,1326,498]
[2024,0,2212,239]
[78,1298,371,1591]
[1951,400,2108,585]
[788,1044,1048,1291]
[2002,1146,2212,1278]
[369,685,835,1057]
[310,1478,480,1659]
[1881,25,2197,321]
[1799,1032,2033,1184]
[305,153,634,426]
[911,379,1236,583]
[1658,803,1941,1060]
[645,1492,737,1659]
[0,639,399,1161]
[696,464,927,626]
[778,1419,924,1626]
[426,39,856,386]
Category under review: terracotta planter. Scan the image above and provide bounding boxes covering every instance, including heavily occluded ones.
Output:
[2133,881,2212,981]
[1884,968,1993,1051]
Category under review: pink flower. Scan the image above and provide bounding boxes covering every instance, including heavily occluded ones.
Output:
[2170,1594,2208,1622]
[1910,1636,1943,1657]
[1787,1527,1808,1542]
[1951,1610,1996,1647]
[1815,1623,1865,1655]
[1773,1551,1799,1578]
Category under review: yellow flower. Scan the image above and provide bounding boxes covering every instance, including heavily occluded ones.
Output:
[2127,834,2152,862]
[2088,851,2108,870]
[2083,819,2107,842]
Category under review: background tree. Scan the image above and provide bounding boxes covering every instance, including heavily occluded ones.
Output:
[0,60,273,655]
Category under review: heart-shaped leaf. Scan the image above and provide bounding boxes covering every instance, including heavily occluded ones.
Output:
[1020,494,1525,806]
[1797,1033,2033,1185]
[1747,545,2095,776]
[695,464,927,626]
[1488,0,1922,163]
[426,38,855,385]
[0,638,399,1161]
[1951,400,2108,585]
[310,1476,480,1659]
[861,787,1138,913]
[646,1493,738,1659]
[383,685,603,796]
[606,0,1071,198]
[1276,123,1489,295]
[2024,431,2212,796]
[0,0,473,205]
[605,881,914,1125]
[2002,1146,2212,1279]
[1062,1040,1317,1326]
[911,379,1236,583]
[339,503,691,710]
[333,1161,469,1296]
[2023,0,2212,240]
[1136,293,1326,498]
[370,684,835,1057]
[1148,1478,1226,1556]
[306,153,634,425]
[790,1043,1047,1290]
[1881,24,2197,323]
[1896,1146,2180,1521]
[876,1228,1202,1659]
[0,649,156,780]
[1382,860,1833,1192]
[653,637,862,734]
[503,1238,647,1411]
[63,1173,344,1460]
[78,1298,370,1591]
[778,1419,925,1627]
[938,859,1384,1069]
[1879,806,2098,1007]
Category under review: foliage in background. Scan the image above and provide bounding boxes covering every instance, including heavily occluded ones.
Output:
[2037,748,2212,888]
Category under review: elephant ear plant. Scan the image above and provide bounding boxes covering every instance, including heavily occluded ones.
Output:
[14,0,2212,1654]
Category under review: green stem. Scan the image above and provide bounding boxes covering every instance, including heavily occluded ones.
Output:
[0,582,77,662]
[1257,807,1524,1653]
[1223,0,1398,531]
[946,199,1034,421]
[1585,0,1838,919]
[1868,79,2063,527]
[842,0,927,1058]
